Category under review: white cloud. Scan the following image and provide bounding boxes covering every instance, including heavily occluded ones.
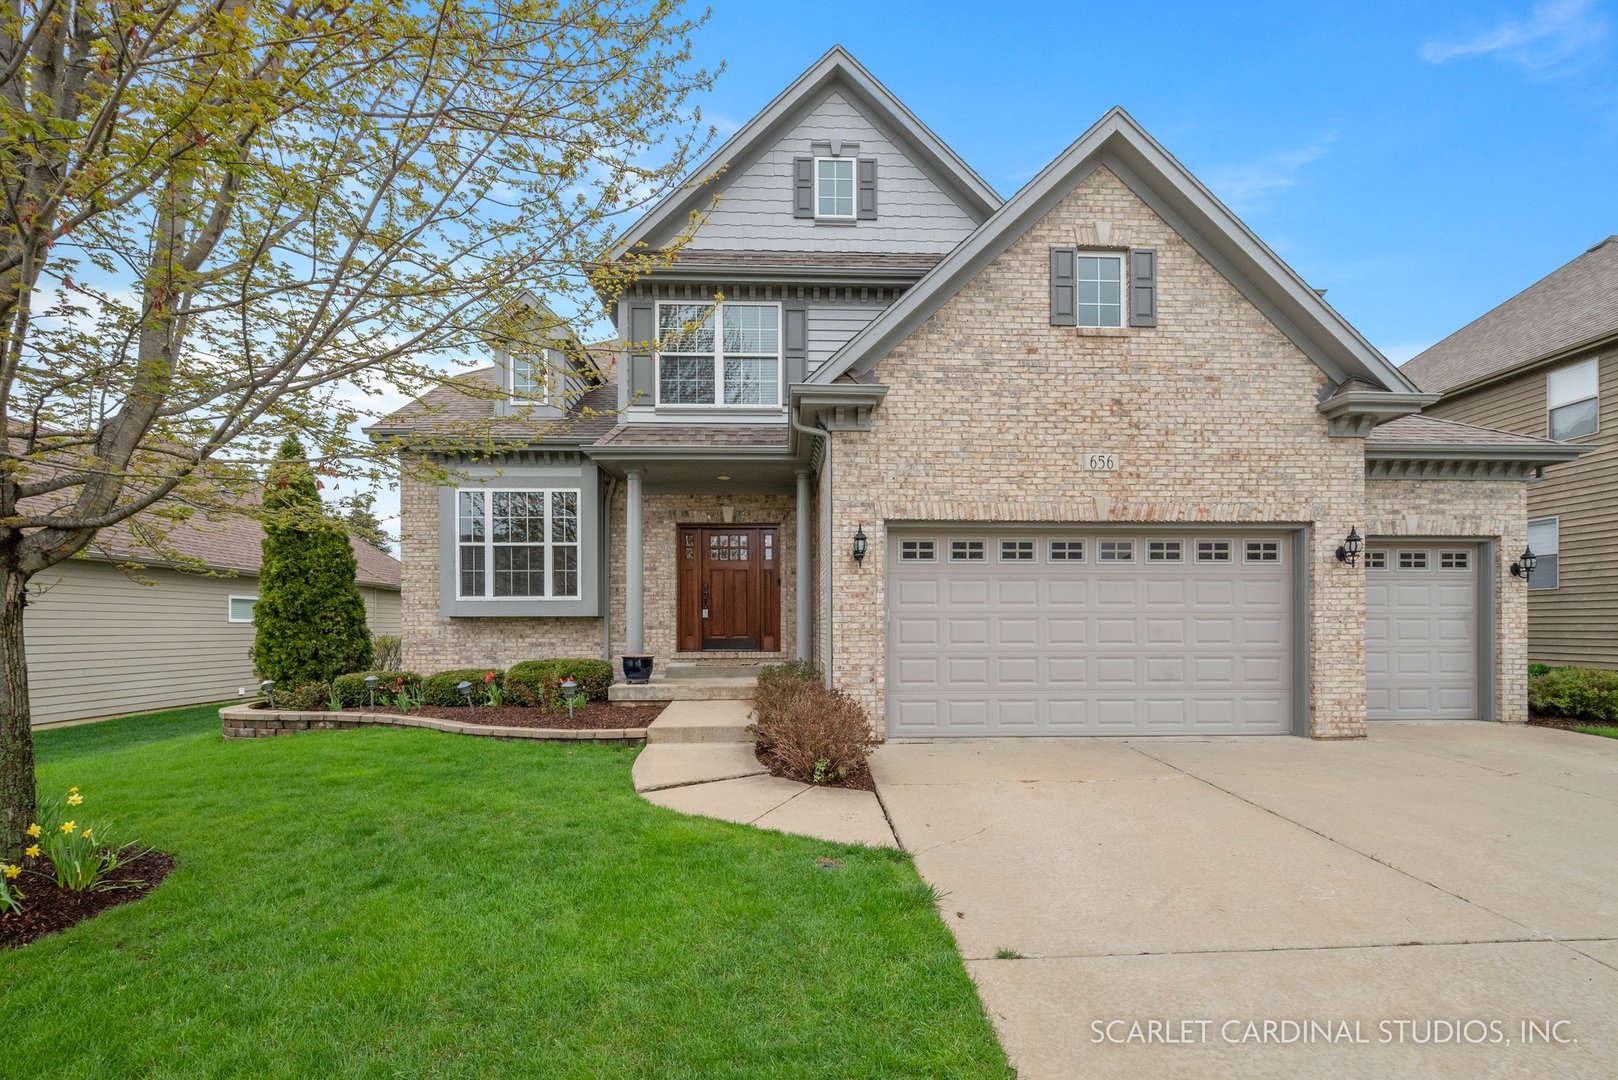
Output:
[1202,134,1338,211]
[1421,0,1610,73]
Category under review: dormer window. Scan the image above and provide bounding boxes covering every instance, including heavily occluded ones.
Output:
[815,158,855,219]
[509,348,552,403]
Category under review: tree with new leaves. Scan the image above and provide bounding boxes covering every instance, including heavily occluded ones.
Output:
[252,436,372,685]
[342,492,390,553]
[0,0,718,857]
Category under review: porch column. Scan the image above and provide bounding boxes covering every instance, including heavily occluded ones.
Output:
[625,468,644,655]
[796,469,811,663]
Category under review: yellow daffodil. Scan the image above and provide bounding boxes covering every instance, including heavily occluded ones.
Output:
[61,820,76,833]
[24,845,40,858]
[67,793,83,806]
[2,865,18,879]
[69,786,79,794]
[25,823,40,838]
[81,828,92,838]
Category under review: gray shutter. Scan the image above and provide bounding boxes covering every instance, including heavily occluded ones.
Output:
[1050,248,1077,326]
[857,158,877,220]
[783,299,808,389]
[793,157,814,218]
[626,299,655,403]
[1129,248,1157,327]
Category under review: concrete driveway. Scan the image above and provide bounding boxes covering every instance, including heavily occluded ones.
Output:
[870,723,1618,1079]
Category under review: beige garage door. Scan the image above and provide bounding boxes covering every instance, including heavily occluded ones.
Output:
[886,529,1294,737]
[1366,543,1479,721]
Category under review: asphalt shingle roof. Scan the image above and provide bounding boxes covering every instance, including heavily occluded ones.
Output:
[372,368,619,442]
[1402,236,1618,395]
[1365,413,1562,448]
[593,425,789,448]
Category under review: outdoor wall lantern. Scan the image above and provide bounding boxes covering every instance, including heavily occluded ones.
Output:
[1335,527,1363,568]
[364,674,379,708]
[260,679,275,707]
[457,679,474,712]
[852,524,868,566]
[1511,546,1538,581]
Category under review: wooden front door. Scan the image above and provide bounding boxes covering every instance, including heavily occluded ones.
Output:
[676,525,780,652]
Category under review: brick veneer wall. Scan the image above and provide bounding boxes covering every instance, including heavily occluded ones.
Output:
[1363,477,1530,723]
[826,165,1369,738]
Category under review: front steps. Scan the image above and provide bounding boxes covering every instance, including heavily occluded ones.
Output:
[643,699,754,744]
[608,672,758,704]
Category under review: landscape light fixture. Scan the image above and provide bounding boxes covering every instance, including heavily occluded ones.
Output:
[458,679,473,713]
[260,679,275,707]
[364,674,379,708]
[561,677,579,722]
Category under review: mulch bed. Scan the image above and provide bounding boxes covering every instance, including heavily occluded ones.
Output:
[370,701,666,730]
[1,849,174,950]
[1528,714,1615,733]
[755,745,877,792]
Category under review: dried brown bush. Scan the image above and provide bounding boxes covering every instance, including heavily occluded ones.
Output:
[752,664,877,786]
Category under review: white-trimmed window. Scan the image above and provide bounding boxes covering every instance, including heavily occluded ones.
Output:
[899,539,936,562]
[1528,517,1559,590]
[1244,540,1280,563]
[1078,253,1124,327]
[1365,551,1387,570]
[1547,358,1599,440]
[815,158,855,219]
[1398,550,1428,570]
[1000,539,1036,562]
[1147,539,1183,562]
[1196,540,1232,563]
[1099,539,1134,562]
[227,595,258,624]
[457,489,580,599]
[1049,539,1086,562]
[1440,551,1471,571]
[656,302,781,408]
[509,347,553,403]
[949,539,985,562]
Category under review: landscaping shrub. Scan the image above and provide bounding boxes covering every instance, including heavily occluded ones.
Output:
[1528,663,1553,678]
[332,670,423,709]
[1529,665,1618,722]
[421,668,505,707]
[504,659,614,709]
[277,682,333,712]
[752,662,876,785]
[372,635,403,671]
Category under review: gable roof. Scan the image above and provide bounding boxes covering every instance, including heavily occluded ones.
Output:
[808,108,1420,394]
[368,367,619,443]
[607,46,1001,262]
[1401,236,1618,396]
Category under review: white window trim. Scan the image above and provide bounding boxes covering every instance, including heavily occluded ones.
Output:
[813,156,856,221]
[653,300,784,410]
[455,488,582,601]
[949,538,986,563]
[1396,550,1429,571]
[997,538,1037,563]
[1147,539,1185,563]
[1195,539,1233,563]
[1546,358,1600,440]
[226,595,258,624]
[507,346,554,405]
[1242,540,1282,564]
[1438,550,1472,571]
[1048,539,1087,563]
[1098,539,1135,562]
[899,539,937,563]
[1528,516,1560,591]
[1076,250,1126,328]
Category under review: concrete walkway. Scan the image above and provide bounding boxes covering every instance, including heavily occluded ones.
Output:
[872,723,1618,1079]
[632,700,896,849]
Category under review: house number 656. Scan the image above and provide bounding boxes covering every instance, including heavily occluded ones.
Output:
[1085,453,1119,472]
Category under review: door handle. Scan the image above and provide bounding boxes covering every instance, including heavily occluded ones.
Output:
[702,582,709,620]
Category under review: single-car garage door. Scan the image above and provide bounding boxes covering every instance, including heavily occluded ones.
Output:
[1366,543,1479,721]
[887,529,1294,737]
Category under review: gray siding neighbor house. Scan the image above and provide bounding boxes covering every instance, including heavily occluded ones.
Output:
[376,46,1582,739]
[1401,237,1618,669]
[27,512,401,726]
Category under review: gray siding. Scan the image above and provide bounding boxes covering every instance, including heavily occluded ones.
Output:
[1422,348,1617,668]
[808,299,888,371]
[25,557,401,725]
[645,89,981,254]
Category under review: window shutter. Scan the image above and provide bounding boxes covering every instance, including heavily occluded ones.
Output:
[793,157,814,218]
[1050,247,1077,326]
[783,299,808,387]
[1129,248,1157,327]
[857,158,877,220]
[626,300,655,402]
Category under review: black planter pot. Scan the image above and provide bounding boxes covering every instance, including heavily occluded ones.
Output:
[622,654,655,684]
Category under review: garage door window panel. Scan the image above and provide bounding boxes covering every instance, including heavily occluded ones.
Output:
[999,539,1036,562]
[1196,540,1231,563]
[950,539,985,562]
[1148,539,1184,562]
[899,538,936,562]
[1049,539,1085,562]
[1099,539,1134,562]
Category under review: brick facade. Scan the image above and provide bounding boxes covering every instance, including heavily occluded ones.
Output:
[1363,477,1530,723]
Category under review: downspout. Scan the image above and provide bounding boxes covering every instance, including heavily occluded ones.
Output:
[789,401,833,689]
[600,474,617,663]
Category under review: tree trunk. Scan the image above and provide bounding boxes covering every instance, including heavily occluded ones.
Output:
[0,571,34,862]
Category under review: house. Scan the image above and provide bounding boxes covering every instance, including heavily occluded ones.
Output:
[1401,237,1618,669]
[375,46,1582,738]
[27,511,401,725]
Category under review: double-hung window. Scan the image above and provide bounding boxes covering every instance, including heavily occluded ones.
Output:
[657,302,781,407]
[1078,253,1124,327]
[1547,359,1599,439]
[815,158,855,219]
[1527,517,1559,591]
[457,489,580,599]
[510,347,551,403]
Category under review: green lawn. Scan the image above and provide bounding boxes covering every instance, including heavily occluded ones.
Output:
[3,705,1008,1078]
[1575,725,1618,740]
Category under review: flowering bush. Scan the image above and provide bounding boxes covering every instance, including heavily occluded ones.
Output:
[483,671,504,707]
[26,786,145,893]
[1,859,22,915]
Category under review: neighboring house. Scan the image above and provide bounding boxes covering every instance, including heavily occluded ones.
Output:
[27,513,401,725]
[375,46,1581,739]
[1402,237,1618,669]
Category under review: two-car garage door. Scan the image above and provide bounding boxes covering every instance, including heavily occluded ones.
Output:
[887,529,1294,737]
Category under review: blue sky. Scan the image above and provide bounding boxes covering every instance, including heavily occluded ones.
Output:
[685,0,1618,364]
